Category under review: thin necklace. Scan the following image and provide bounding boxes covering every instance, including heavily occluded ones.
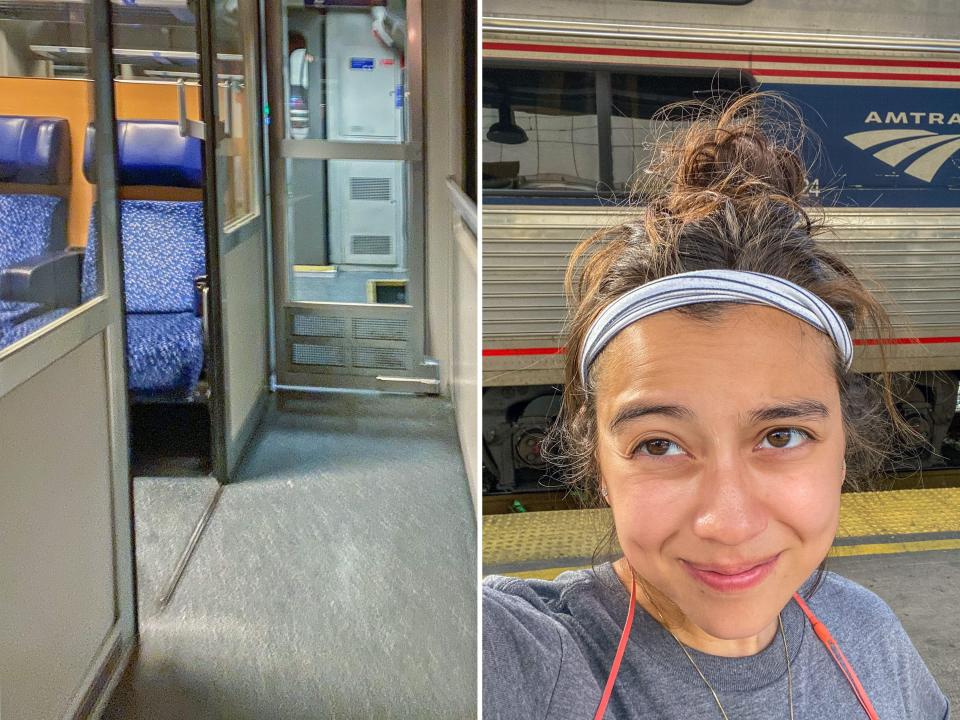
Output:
[665,614,795,720]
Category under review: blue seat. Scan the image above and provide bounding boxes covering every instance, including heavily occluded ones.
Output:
[2,121,207,399]
[84,197,207,396]
[0,116,70,338]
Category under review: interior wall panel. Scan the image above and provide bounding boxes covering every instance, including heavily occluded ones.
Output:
[224,230,268,445]
[0,335,117,720]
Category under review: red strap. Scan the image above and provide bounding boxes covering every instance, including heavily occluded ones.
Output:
[595,583,880,719]
[793,592,880,720]
[594,575,637,720]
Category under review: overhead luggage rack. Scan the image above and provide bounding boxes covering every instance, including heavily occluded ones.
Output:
[30,45,242,67]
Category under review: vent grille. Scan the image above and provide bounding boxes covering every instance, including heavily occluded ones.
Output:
[350,176,391,201]
[350,234,392,256]
[354,346,409,369]
[353,317,408,342]
[293,315,346,338]
[292,344,345,366]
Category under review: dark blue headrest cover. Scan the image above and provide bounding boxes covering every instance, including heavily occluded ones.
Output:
[84,120,203,188]
[0,116,71,185]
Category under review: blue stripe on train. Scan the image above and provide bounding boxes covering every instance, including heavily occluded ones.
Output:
[763,83,960,208]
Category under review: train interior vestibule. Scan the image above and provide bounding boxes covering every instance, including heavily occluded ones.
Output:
[0,1,477,717]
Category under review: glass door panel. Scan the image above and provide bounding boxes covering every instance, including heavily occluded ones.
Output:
[286,157,409,305]
[268,1,432,391]
[201,0,270,480]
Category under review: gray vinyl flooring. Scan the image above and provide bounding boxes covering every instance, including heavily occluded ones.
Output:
[104,391,477,720]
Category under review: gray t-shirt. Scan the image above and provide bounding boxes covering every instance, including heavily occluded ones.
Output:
[483,564,949,719]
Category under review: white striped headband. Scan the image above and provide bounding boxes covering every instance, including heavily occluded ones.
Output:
[579,269,854,385]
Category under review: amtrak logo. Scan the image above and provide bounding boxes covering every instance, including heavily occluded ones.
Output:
[844,129,960,182]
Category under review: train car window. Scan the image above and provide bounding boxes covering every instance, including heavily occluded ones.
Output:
[483,63,752,199]
[483,67,599,194]
[611,71,751,194]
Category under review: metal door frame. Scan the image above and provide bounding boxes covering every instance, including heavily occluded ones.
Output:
[0,0,136,712]
[198,0,270,480]
[265,1,436,392]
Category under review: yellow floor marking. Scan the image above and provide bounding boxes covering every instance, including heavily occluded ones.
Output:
[828,538,960,557]
[292,264,336,273]
[483,488,960,568]
[491,538,960,581]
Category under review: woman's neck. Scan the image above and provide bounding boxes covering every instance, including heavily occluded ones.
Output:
[612,558,779,658]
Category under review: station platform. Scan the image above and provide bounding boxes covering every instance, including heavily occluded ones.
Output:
[483,488,960,707]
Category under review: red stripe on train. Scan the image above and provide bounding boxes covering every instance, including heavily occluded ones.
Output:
[483,337,960,357]
[483,42,960,72]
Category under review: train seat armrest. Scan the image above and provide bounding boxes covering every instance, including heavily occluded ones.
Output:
[0,248,84,307]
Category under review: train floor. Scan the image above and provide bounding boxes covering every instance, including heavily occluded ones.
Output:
[483,489,960,709]
[104,391,476,719]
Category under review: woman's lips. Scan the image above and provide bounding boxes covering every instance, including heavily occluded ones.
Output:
[682,554,780,593]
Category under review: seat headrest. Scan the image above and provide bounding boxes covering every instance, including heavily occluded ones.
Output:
[0,116,71,185]
[84,121,203,188]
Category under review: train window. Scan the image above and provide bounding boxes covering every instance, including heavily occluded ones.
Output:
[483,67,599,193]
[611,71,750,193]
[483,63,752,198]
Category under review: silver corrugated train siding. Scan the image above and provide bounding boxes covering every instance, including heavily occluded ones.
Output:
[482,206,960,386]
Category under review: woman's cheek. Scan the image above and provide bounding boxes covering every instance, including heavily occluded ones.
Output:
[762,465,842,541]
[610,480,690,551]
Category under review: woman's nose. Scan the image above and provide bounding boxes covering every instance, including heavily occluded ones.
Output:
[691,456,768,545]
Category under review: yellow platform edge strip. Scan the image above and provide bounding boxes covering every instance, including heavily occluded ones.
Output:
[483,487,960,568]
[496,538,960,581]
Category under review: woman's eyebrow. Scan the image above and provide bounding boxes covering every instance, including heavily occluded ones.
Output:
[608,403,694,433]
[747,399,830,424]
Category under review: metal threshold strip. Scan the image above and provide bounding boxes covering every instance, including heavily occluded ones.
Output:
[156,483,224,612]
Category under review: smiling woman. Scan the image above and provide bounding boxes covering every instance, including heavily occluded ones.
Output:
[482,93,951,720]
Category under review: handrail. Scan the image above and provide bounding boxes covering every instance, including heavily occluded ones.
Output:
[446,176,477,236]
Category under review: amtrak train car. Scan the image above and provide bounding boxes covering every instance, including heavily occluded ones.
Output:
[481,0,960,492]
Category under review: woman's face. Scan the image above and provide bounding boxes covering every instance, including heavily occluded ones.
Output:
[593,304,845,650]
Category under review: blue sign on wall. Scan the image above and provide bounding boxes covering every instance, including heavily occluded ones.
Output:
[350,57,375,71]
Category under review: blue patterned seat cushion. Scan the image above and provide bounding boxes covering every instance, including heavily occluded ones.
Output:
[0,194,66,335]
[126,312,203,395]
[1,309,203,395]
[0,194,65,267]
[0,307,69,349]
[82,200,206,310]
[0,299,43,334]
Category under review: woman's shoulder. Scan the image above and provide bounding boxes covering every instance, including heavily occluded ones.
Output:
[809,570,898,622]
[810,571,949,718]
[483,568,600,614]
[806,571,911,651]
[483,570,606,720]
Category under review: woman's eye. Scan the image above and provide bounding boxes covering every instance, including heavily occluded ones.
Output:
[633,438,684,457]
[759,428,810,450]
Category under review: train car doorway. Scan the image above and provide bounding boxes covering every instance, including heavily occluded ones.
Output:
[97,0,270,483]
[265,0,437,393]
